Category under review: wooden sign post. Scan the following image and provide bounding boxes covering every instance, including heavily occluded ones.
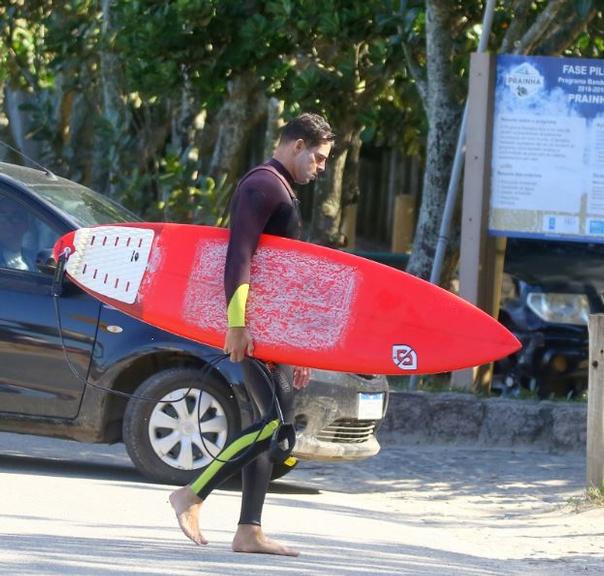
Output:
[452,52,504,391]
[587,314,604,489]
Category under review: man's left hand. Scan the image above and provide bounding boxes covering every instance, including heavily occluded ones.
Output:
[293,366,311,390]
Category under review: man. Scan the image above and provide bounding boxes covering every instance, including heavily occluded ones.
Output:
[0,197,34,271]
[169,113,335,556]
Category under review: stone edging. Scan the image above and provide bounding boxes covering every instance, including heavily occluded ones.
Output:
[379,390,587,451]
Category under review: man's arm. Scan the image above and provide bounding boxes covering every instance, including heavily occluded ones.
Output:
[224,184,280,362]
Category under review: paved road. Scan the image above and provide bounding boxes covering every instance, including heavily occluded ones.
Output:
[0,432,603,575]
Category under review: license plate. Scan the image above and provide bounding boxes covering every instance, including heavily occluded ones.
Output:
[357,393,384,420]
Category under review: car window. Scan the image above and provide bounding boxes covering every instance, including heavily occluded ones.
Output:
[0,194,60,273]
[31,182,140,227]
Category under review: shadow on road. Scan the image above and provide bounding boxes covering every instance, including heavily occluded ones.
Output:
[0,453,145,483]
[0,529,597,576]
[0,452,319,495]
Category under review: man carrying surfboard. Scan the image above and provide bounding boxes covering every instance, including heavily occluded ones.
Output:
[169,113,335,556]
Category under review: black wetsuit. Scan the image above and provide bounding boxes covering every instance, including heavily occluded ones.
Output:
[188,159,301,526]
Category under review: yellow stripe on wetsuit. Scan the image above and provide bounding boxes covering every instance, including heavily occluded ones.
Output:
[190,419,280,495]
[227,283,250,327]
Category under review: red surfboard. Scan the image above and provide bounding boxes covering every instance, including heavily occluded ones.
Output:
[53,223,520,375]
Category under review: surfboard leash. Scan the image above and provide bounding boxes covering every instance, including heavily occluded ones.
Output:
[195,357,288,465]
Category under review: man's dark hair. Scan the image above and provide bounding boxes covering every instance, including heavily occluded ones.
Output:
[280,113,335,147]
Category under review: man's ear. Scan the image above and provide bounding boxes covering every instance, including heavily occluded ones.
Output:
[293,139,306,153]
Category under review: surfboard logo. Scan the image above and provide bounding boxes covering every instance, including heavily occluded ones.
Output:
[392,345,417,370]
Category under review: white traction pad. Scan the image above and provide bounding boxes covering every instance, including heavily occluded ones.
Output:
[66,226,154,304]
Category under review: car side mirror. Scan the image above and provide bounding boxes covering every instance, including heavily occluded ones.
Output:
[36,249,57,275]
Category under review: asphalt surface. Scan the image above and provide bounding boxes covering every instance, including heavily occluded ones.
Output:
[0,432,603,575]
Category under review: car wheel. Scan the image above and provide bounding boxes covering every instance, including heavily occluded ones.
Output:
[123,367,240,485]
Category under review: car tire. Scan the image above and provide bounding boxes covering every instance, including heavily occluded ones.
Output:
[123,367,240,485]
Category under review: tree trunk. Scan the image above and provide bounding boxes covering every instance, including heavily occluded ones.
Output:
[172,79,197,162]
[0,85,9,162]
[310,120,356,246]
[209,71,266,185]
[338,129,362,247]
[406,0,462,282]
[196,111,218,174]
[4,88,43,164]
[65,83,97,186]
[92,0,128,197]
[341,130,362,209]
[263,97,284,159]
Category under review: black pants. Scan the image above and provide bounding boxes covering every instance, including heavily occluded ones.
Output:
[188,360,295,526]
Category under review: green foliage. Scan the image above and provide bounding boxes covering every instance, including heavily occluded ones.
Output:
[116,152,231,226]
[114,0,219,100]
[563,8,604,58]
[1,0,603,231]
[155,155,232,226]
[0,1,98,85]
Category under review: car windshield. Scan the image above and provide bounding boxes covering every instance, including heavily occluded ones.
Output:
[31,182,140,227]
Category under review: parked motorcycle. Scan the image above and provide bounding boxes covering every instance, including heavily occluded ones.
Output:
[493,238,604,399]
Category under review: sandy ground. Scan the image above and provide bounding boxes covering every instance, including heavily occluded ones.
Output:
[0,431,603,575]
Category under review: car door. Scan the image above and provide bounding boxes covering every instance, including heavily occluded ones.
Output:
[0,189,100,418]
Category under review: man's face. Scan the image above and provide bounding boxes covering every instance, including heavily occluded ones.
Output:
[291,140,333,185]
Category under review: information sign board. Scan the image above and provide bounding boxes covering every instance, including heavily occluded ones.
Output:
[489,54,604,242]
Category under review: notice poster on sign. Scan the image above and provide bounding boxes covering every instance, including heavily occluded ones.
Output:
[489,54,604,242]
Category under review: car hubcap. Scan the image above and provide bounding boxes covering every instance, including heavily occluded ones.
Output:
[148,387,229,470]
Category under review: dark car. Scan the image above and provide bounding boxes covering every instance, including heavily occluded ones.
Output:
[0,162,388,484]
[493,237,604,399]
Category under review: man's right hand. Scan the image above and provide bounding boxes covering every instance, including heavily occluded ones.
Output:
[224,326,254,362]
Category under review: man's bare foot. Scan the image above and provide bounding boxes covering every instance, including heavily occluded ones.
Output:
[232,524,299,556]
[168,486,208,545]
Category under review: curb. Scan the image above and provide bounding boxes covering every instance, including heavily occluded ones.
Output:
[379,390,587,451]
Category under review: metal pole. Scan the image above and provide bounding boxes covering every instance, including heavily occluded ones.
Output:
[408,0,497,390]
